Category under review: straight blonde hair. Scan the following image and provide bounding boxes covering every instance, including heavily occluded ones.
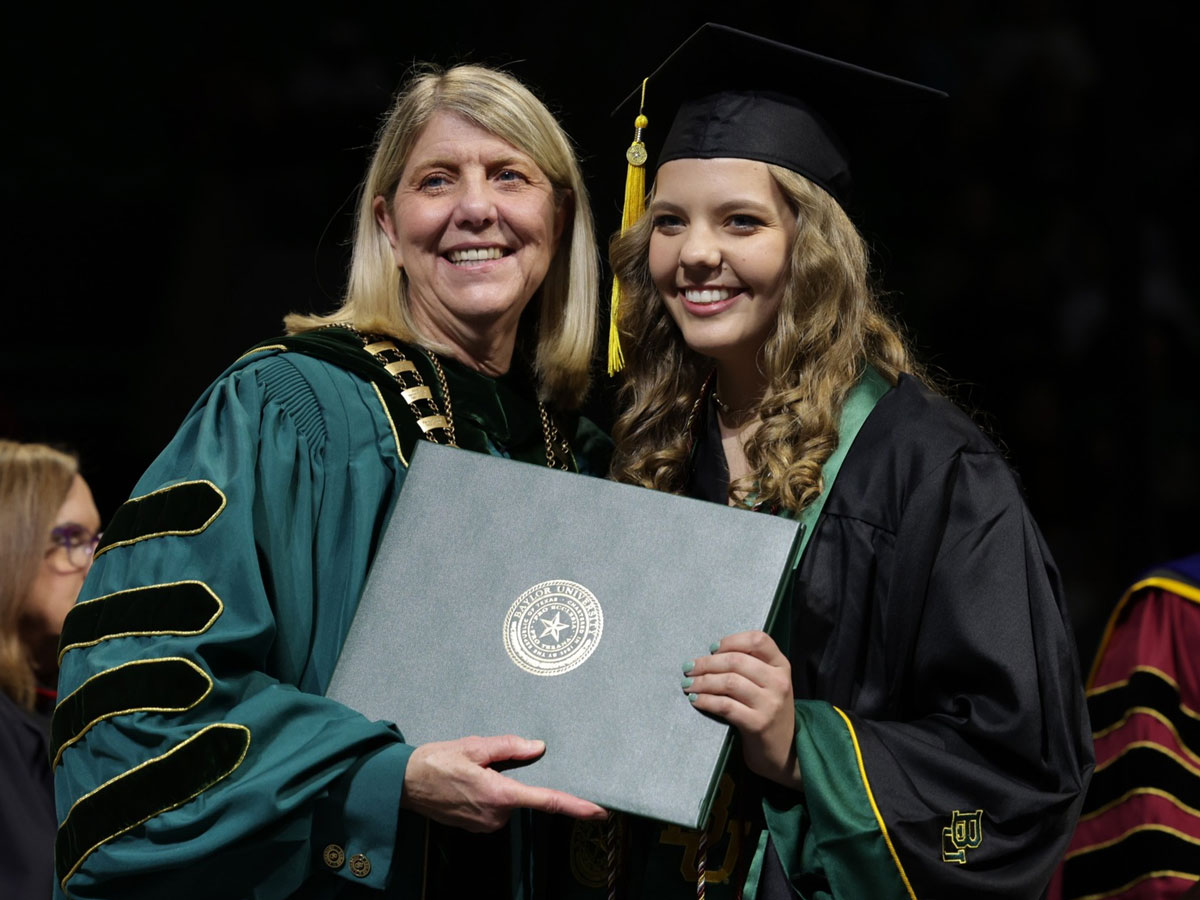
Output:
[286,64,599,409]
[0,440,78,708]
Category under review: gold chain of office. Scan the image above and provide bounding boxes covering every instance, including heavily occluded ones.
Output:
[342,326,571,470]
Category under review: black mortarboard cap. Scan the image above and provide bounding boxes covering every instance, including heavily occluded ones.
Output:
[606,24,945,375]
[615,23,947,204]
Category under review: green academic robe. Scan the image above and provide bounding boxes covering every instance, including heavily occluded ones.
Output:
[52,331,610,899]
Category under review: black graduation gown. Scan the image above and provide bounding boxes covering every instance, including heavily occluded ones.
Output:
[1,690,56,899]
[689,374,1094,899]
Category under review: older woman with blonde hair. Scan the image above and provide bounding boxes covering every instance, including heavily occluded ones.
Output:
[54,64,609,900]
[1,439,100,899]
[288,64,599,409]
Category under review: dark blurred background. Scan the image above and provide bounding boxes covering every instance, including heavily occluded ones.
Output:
[3,2,1196,664]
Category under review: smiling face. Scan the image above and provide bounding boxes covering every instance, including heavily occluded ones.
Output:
[373,111,566,367]
[649,157,797,369]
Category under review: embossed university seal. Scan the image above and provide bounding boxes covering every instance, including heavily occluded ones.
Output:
[503,580,603,676]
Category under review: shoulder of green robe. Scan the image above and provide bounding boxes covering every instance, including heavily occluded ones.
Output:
[237,329,610,475]
[237,328,428,464]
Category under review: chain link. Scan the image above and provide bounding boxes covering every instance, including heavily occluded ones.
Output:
[540,402,571,471]
[338,325,455,446]
[425,353,458,448]
[335,325,567,469]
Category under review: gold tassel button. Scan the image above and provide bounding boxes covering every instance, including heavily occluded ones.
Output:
[609,100,649,376]
[626,115,649,166]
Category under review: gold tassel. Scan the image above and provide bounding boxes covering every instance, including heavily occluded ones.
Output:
[608,80,649,376]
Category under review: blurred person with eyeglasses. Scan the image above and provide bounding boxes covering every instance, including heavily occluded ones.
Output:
[1,439,101,899]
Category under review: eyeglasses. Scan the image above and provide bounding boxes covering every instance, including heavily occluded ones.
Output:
[46,523,102,572]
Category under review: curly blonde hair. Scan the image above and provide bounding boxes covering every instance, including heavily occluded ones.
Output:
[285,64,599,410]
[610,165,923,512]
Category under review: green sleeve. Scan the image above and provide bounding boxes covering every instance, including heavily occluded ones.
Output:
[53,352,425,899]
[760,702,915,900]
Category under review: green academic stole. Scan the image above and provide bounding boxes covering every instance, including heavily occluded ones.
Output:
[742,364,892,898]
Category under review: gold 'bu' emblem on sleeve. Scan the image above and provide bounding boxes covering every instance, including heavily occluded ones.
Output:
[659,773,746,884]
[941,809,983,864]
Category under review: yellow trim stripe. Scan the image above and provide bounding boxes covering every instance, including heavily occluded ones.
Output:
[1094,740,1200,778]
[59,722,251,892]
[1090,664,1180,697]
[1091,707,1200,767]
[1068,870,1199,900]
[94,480,228,559]
[58,580,224,664]
[1065,822,1200,859]
[1087,576,1200,689]
[1078,786,1200,824]
[369,381,407,467]
[1089,665,1200,722]
[235,343,288,361]
[834,706,917,900]
[52,657,214,768]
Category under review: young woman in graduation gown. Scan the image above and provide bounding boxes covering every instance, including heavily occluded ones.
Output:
[601,23,1094,900]
[51,65,610,899]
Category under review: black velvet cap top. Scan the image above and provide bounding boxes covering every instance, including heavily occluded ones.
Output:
[617,23,946,204]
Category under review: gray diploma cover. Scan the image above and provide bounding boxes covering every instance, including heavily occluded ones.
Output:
[326,442,801,828]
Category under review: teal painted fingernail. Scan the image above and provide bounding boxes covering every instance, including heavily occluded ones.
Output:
[688,693,699,703]
[682,661,694,674]
[681,677,694,689]
[709,641,721,654]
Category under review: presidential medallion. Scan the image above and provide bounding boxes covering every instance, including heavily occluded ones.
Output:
[569,814,625,888]
[503,580,603,676]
